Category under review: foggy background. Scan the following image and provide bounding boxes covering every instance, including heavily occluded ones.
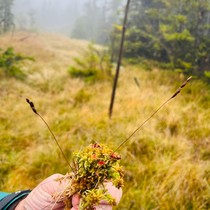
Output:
[13,0,88,34]
[12,0,124,42]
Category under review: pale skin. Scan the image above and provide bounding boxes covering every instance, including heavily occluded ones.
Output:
[15,174,122,210]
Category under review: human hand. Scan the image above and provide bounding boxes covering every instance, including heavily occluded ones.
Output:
[15,174,122,210]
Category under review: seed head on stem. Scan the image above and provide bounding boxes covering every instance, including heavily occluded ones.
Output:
[26,98,74,171]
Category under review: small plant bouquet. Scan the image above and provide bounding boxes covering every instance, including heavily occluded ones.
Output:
[56,143,124,210]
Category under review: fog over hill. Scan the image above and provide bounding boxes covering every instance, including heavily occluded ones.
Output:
[13,0,89,35]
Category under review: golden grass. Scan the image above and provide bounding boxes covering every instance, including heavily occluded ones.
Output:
[0,31,210,209]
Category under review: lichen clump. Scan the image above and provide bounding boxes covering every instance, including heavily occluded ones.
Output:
[57,143,124,210]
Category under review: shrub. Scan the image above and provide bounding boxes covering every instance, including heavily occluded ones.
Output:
[68,44,113,83]
[0,47,34,80]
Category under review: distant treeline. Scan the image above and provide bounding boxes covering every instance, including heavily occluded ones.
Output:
[122,0,210,77]
[73,0,210,77]
[1,0,210,78]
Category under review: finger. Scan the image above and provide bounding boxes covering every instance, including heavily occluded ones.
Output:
[103,182,122,204]
[94,204,112,210]
[71,194,80,210]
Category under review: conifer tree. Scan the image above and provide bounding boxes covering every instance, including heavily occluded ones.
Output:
[123,0,210,75]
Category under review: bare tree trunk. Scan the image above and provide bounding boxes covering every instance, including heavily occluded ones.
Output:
[108,0,131,119]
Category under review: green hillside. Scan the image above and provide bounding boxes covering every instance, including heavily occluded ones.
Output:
[0,31,210,209]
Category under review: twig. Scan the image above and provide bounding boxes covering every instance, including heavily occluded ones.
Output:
[108,0,131,119]
[134,77,140,88]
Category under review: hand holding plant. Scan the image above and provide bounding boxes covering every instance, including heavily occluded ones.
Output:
[15,173,122,210]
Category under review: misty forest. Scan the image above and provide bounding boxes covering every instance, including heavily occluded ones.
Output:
[0,0,210,209]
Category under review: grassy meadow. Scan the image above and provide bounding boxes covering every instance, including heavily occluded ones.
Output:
[0,31,210,209]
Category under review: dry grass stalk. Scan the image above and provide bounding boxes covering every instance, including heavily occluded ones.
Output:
[115,76,192,151]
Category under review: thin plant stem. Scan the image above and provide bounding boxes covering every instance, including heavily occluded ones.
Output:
[114,76,192,152]
[26,98,74,171]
